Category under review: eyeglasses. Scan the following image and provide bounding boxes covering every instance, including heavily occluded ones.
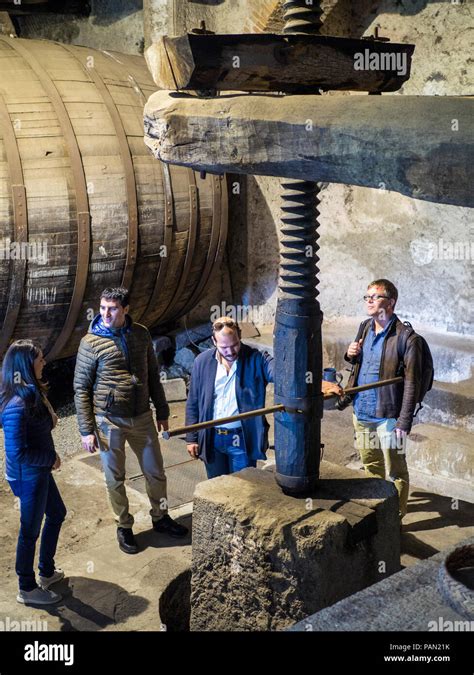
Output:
[363,294,389,302]
[212,319,239,331]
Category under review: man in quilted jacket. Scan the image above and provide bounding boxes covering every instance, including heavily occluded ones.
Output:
[74,287,188,554]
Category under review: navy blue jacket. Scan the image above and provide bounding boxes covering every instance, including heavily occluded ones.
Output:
[185,344,274,463]
[1,396,56,481]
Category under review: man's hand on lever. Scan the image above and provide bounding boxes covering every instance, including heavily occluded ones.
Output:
[321,380,342,396]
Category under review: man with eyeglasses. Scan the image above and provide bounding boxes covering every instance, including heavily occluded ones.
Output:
[186,316,342,478]
[345,279,421,521]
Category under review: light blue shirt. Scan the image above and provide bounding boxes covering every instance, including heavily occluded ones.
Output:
[213,352,241,429]
[354,318,394,422]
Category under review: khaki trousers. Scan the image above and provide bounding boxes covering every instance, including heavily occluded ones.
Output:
[95,410,168,528]
[352,413,409,518]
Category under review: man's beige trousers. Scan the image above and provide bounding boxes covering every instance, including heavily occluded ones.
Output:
[95,410,168,528]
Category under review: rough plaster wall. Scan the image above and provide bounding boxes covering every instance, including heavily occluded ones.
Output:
[314,0,474,334]
[15,0,145,54]
[143,0,174,47]
[227,0,474,334]
[144,0,270,44]
[146,0,474,335]
[226,175,280,324]
[318,184,473,332]
[174,0,262,36]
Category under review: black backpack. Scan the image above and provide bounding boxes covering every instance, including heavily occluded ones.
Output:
[354,318,434,416]
[396,321,434,416]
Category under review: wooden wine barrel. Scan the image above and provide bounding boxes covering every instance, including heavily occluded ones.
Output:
[0,37,227,361]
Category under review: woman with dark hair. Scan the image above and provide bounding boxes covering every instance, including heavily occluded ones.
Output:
[0,339,66,605]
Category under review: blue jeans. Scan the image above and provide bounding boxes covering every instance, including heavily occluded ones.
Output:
[205,429,256,479]
[8,472,66,591]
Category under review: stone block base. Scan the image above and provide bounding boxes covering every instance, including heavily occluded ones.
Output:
[190,460,400,631]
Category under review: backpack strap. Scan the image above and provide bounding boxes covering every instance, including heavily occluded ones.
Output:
[396,320,414,375]
[355,318,371,345]
[345,319,371,388]
[396,319,422,416]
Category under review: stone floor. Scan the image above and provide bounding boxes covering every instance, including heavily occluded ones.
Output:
[0,398,473,631]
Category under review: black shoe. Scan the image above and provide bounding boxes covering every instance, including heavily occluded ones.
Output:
[152,514,188,538]
[117,527,139,554]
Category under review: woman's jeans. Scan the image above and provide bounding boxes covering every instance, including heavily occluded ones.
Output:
[8,472,66,591]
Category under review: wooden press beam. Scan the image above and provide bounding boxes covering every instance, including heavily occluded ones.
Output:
[144,92,474,208]
[145,33,414,94]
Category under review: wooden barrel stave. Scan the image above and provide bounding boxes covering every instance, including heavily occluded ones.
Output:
[0,37,227,360]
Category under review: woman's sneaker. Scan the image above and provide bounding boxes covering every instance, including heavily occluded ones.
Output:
[17,587,62,605]
[39,568,65,590]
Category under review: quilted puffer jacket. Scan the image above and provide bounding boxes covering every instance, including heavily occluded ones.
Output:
[1,395,56,481]
[73,314,169,436]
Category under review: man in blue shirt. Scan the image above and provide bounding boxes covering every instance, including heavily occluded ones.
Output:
[185,317,274,478]
[346,279,411,520]
[186,317,342,478]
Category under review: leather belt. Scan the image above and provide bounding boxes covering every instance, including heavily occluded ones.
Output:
[214,427,242,435]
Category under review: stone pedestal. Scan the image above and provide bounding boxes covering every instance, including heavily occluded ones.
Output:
[190,461,401,631]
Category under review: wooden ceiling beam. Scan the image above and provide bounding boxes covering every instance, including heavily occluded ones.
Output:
[144,91,473,207]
